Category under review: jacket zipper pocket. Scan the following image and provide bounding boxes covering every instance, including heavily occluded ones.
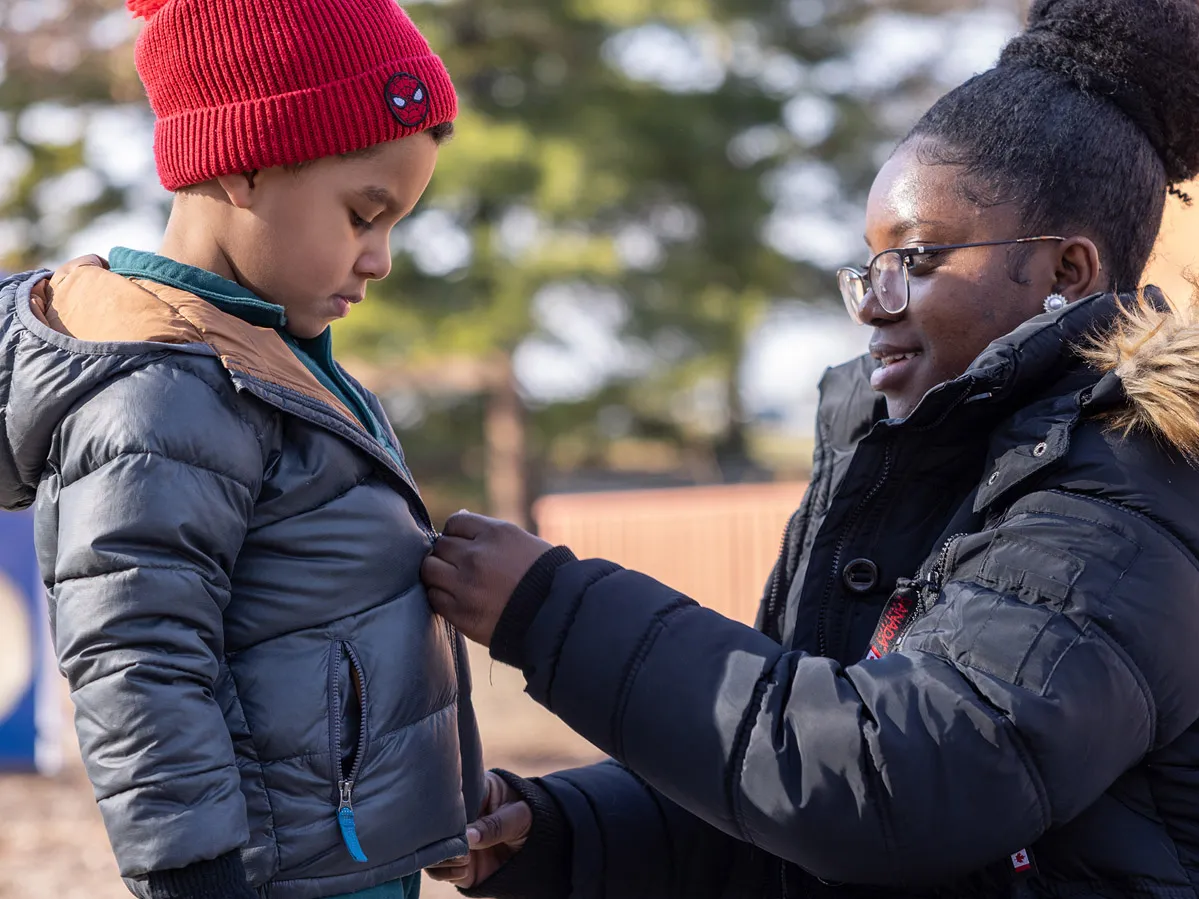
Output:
[328,640,370,863]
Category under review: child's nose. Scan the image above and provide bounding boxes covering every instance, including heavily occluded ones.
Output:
[357,240,393,282]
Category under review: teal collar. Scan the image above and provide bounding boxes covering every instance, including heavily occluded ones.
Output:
[109,246,288,329]
[108,246,399,461]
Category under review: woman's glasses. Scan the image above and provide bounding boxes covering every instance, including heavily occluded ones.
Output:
[836,236,1064,324]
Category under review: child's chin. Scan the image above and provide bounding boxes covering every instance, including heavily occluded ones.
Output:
[285,319,329,339]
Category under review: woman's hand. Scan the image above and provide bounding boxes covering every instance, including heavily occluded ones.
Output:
[421,511,551,646]
[426,771,533,888]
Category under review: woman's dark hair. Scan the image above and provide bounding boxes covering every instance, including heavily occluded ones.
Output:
[903,0,1199,291]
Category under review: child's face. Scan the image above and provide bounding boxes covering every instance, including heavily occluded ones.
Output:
[220,134,440,338]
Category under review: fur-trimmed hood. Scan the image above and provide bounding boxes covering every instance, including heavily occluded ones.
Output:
[1084,288,1199,461]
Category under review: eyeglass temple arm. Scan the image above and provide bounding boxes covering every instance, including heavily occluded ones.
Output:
[906,235,1065,254]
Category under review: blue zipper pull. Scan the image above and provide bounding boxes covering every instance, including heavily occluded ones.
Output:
[337,780,369,863]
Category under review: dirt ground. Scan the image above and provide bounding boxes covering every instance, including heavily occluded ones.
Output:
[0,642,602,899]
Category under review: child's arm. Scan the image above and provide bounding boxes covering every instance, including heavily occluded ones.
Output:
[46,360,267,897]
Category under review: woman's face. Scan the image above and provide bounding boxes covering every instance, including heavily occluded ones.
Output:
[860,140,1064,419]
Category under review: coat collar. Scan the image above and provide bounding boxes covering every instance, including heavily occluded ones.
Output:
[817,292,1128,513]
[109,246,289,329]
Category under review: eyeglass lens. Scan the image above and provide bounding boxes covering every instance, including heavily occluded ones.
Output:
[839,251,908,322]
[837,269,865,319]
[870,251,907,314]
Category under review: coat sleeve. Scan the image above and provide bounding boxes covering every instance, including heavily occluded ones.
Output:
[537,760,775,899]
[503,489,1199,887]
[38,361,267,878]
[470,759,775,899]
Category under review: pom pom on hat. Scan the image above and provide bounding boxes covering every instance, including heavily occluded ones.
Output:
[127,0,169,20]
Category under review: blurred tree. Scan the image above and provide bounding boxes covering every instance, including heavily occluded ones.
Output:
[0,0,148,269]
[0,0,1021,524]
[347,0,1007,520]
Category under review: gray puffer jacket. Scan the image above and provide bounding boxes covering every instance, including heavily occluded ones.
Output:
[0,262,485,899]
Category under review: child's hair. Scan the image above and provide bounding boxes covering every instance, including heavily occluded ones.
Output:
[126,0,457,191]
[902,0,1199,292]
[282,122,455,173]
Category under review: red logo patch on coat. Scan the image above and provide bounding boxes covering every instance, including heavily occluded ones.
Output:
[385,73,431,128]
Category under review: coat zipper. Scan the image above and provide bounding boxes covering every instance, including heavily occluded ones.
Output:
[762,511,799,640]
[926,532,968,597]
[329,641,370,863]
[813,380,976,658]
[885,532,968,653]
[817,443,894,658]
[232,377,435,535]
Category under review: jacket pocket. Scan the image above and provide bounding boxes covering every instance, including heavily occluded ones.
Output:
[327,640,370,863]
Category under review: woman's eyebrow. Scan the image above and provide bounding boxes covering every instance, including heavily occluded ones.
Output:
[888,215,948,241]
[865,215,947,253]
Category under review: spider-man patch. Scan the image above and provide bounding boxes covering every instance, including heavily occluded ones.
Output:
[385,73,431,128]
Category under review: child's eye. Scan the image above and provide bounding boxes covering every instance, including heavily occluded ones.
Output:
[351,211,373,230]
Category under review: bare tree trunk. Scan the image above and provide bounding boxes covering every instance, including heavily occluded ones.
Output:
[715,343,766,483]
[484,355,529,528]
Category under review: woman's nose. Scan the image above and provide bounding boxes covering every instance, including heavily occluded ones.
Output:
[858,285,906,325]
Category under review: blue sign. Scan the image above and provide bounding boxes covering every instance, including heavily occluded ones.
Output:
[0,510,59,773]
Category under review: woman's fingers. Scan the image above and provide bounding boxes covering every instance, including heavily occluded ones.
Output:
[467,799,533,850]
[426,856,474,884]
[420,553,459,592]
[443,510,500,539]
[429,534,473,568]
[479,769,506,815]
[426,777,529,888]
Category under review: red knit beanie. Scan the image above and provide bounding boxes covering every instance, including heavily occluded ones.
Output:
[127,0,458,191]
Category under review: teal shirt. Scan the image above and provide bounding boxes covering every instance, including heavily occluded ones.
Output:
[328,873,421,899]
[107,248,420,899]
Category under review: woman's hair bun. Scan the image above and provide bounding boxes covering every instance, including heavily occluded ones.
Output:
[127,0,170,20]
[999,0,1199,185]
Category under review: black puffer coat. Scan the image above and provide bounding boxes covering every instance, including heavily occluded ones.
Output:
[479,290,1199,899]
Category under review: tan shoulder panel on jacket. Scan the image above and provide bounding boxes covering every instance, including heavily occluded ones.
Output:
[27,263,358,427]
[128,279,359,425]
[31,265,203,345]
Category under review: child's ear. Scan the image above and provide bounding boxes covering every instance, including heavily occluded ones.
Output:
[215,171,260,210]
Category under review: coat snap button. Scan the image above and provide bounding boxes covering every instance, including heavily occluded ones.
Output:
[842,558,879,594]
[1033,441,1048,457]
[988,471,1000,486]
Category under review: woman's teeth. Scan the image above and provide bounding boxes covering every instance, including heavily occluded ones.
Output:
[881,352,920,366]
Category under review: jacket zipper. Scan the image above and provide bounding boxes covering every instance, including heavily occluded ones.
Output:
[233,377,435,536]
[762,511,799,640]
[883,532,968,653]
[817,443,894,658]
[923,532,967,604]
[813,381,977,658]
[329,641,370,863]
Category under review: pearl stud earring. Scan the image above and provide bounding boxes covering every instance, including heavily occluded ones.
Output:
[1043,293,1068,313]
